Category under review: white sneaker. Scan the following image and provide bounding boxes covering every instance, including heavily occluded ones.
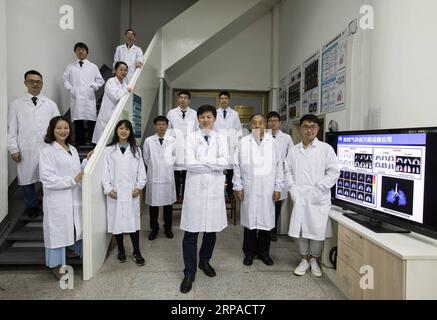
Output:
[310,258,323,277]
[294,259,310,276]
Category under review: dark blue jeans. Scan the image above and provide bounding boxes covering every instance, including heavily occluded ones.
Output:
[22,183,37,209]
[182,231,216,278]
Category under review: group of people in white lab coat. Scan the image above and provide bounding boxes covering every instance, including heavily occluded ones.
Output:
[7,53,340,288]
[6,29,145,278]
[64,29,143,147]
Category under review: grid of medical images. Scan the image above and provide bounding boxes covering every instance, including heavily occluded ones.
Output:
[395,156,421,174]
[337,171,375,204]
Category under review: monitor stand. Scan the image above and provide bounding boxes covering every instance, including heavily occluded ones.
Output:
[343,212,411,234]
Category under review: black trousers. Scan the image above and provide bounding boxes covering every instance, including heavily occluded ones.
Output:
[272,200,283,235]
[225,169,234,197]
[243,228,271,259]
[74,120,95,145]
[182,231,216,278]
[114,231,140,255]
[174,170,187,198]
[149,205,173,231]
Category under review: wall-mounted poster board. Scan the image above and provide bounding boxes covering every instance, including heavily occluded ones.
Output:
[288,67,301,120]
[302,51,320,115]
[132,94,142,139]
[278,76,288,122]
[321,29,348,113]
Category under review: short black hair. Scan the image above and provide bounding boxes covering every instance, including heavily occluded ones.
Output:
[114,61,128,71]
[299,114,320,126]
[197,105,217,119]
[219,91,230,99]
[74,42,89,53]
[24,70,43,80]
[266,111,281,122]
[249,113,266,122]
[125,28,136,36]
[178,91,191,99]
[44,116,73,145]
[153,115,169,125]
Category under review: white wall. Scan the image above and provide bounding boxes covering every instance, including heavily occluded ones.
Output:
[171,11,272,91]
[278,0,363,133]
[279,0,437,132]
[130,0,197,49]
[6,0,121,185]
[162,0,261,71]
[367,0,437,129]
[0,0,8,222]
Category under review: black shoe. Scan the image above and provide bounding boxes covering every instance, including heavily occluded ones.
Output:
[165,230,174,239]
[133,253,145,266]
[271,233,278,242]
[148,230,158,241]
[243,255,254,266]
[198,260,216,277]
[180,275,195,294]
[258,255,274,266]
[117,251,126,263]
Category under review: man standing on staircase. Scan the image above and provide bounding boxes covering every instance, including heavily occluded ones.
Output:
[113,28,144,85]
[63,42,105,146]
[7,70,60,218]
[167,91,199,201]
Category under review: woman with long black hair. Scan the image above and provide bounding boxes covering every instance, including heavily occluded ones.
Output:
[102,119,147,266]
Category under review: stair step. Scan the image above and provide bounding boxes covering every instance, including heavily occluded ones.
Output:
[19,215,43,222]
[0,249,45,265]
[6,227,43,241]
[11,241,45,248]
[0,247,82,265]
[8,246,45,252]
[26,222,43,228]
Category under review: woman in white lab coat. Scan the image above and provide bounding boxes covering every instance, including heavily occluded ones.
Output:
[179,105,229,294]
[233,114,283,267]
[143,116,177,240]
[284,114,340,277]
[39,116,84,279]
[92,62,131,144]
[102,120,147,266]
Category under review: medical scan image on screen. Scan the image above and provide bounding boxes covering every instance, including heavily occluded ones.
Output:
[335,133,426,224]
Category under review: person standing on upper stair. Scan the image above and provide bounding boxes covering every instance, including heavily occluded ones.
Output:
[63,42,105,146]
[7,70,60,218]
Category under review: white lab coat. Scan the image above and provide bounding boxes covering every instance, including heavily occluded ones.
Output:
[273,130,294,200]
[7,93,60,185]
[113,44,144,84]
[233,133,284,231]
[214,107,242,169]
[180,130,229,233]
[143,134,177,206]
[39,142,82,249]
[92,77,129,144]
[102,145,147,234]
[63,59,105,121]
[167,107,199,170]
[284,138,340,241]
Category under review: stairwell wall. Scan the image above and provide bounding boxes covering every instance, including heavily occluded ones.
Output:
[5,0,121,188]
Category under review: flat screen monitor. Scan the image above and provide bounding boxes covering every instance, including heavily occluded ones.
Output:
[326,127,437,239]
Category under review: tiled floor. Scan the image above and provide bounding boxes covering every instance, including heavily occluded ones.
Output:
[0,215,345,300]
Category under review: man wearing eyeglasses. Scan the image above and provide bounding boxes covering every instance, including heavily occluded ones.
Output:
[284,114,340,278]
[7,70,60,218]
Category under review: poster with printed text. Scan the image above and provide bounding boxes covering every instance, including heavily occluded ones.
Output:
[321,30,348,113]
[278,76,288,122]
[302,51,320,115]
[287,66,301,120]
[132,94,142,139]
